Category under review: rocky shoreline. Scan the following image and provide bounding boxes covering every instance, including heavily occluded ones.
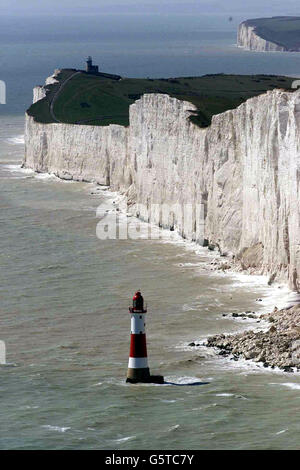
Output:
[204,305,300,372]
[197,243,294,289]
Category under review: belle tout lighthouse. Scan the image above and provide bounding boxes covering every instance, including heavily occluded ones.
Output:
[126,291,164,384]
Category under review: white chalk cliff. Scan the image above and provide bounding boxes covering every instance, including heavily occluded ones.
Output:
[33,69,61,104]
[238,22,287,52]
[24,78,300,290]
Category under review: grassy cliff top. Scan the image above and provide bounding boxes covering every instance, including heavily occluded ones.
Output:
[27,69,297,128]
[243,16,300,50]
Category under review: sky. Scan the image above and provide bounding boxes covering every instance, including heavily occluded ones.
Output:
[1,0,300,17]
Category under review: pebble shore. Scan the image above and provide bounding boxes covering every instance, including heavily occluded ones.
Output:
[205,305,300,372]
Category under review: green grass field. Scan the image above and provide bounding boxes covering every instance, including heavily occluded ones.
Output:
[245,16,300,50]
[27,70,297,128]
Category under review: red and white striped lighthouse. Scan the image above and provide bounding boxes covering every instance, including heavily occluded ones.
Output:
[126,291,164,384]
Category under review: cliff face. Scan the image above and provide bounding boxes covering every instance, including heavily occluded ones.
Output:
[238,22,286,52]
[24,88,300,290]
[33,69,61,104]
[24,116,130,190]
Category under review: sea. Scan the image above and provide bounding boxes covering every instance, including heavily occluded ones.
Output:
[0,13,300,450]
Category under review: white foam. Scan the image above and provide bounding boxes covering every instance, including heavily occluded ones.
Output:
[34,172,62,182]
[269,382,300,390]
[19,405,40,410]
[160,399,177,403]
[177,262,205,268]
[167,424,180,432]
[2,165,78,184]
[2,164,34,176]
[3,164,26,171]
[42,425,71,433]
[219,355,300,376]
[114,435,136,443]
[37,173,57,181]
[5,134,25,145]
[215,393,248,399]
[276,429,288,435]
[164,375,207,385]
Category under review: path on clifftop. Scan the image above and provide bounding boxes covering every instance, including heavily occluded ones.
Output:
[50,71,81,123]
[75,114,127,124]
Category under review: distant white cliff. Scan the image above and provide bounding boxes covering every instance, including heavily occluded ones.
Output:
[238,22,287,52]
[24,76,300,291]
